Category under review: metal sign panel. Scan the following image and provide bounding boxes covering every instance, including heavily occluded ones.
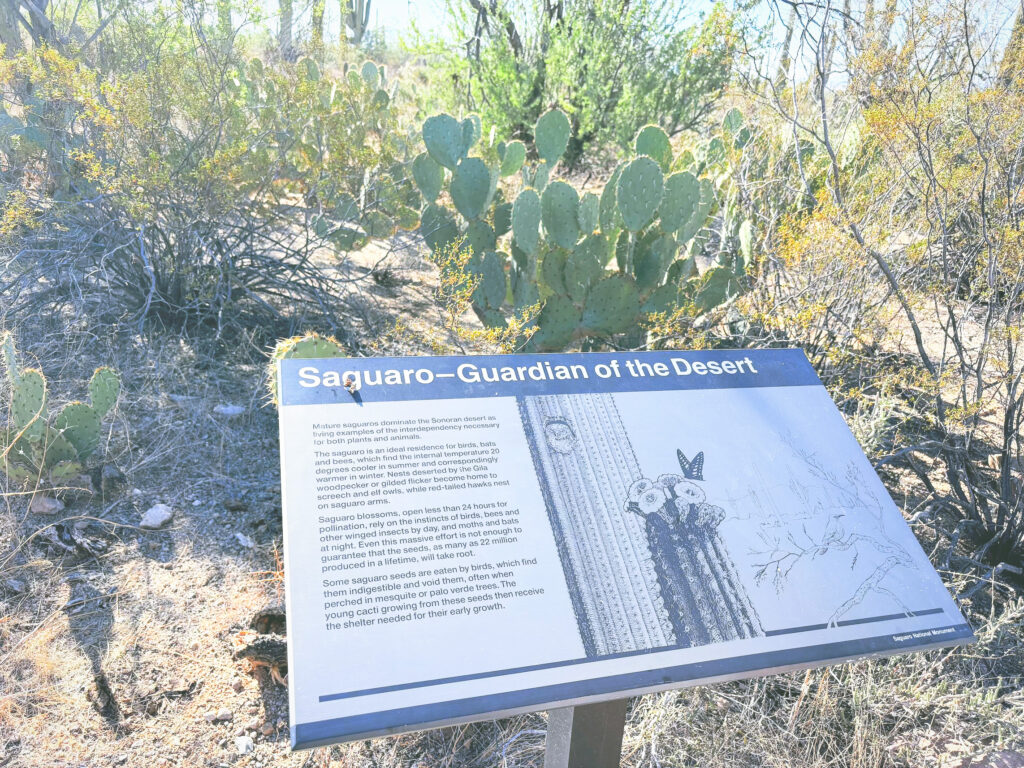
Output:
[276,349,972,749]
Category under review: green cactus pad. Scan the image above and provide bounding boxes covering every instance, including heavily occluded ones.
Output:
[88,367,120,418]
[462,115,482,153]
[599,164,624,235]
[493,202,513,237]
[513,267,540,309]
[635,125,673,172]
[722,107,744,137]
[512,189,542,255]
[641,282,681,314]
[471,251,507,309]
[466,220,496,255]
[577,193,599,235]
[667,257,698,283]
[694,266,738,312]
[634,234,677,292]
[11,368,46,438]
[301,57,321,81]
[541,181,580,250]
[566,235,606,303]
[422,114,465,170]
[616,157,664,232]
[360,61,379,88]
[451,158,491,220]
[371,89,390,110]
[40,428,79,469]
[499,140,526,177]
[54,401,102,460]
[703,136,726,169]
[276,334,345,359]
[412,153,443,202]
[48,459,83,483]
[421,204,459,253]
[660,172,700,234]
[1,444,33,482]
[396,206,421,231]
[533,161,551,193]
[582,275,640,335]
[362,211,396,238]
[677,178,714,244]
[535,109,571,164]
[329,226,364,251]
[532,295,580,351]
[540,249,569,296]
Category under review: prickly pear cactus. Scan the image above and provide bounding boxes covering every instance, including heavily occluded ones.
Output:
[89,367,120,418]
[412,107,751,350]
[1,333,121,487]
[267,333,346,405]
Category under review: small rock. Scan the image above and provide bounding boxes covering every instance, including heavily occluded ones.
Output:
[235,727,245,737]
[216,707,233,722]
[3,578,26,594]
[204,710,218,723]
[30,495,64,515]
[99,464,127,493]
[140,504,173,529]
[214,404,246,417]
[192,499,203,507]
[223,498,248,512]
[234,532,256,548]
[260,722,275,736]
[131,488,144,497]
[234,736,254,755]
[231,678,244,693]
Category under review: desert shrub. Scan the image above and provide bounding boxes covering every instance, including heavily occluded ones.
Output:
[412,107,755,351]
[0,12,418,342]
[419,0,737,165]
[732,0,1024,561]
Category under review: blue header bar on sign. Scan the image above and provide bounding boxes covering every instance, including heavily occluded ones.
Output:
[278,348,820,406]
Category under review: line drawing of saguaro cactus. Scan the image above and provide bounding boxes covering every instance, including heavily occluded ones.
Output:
[518,393,762,658]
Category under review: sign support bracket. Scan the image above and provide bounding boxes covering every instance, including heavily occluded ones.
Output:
[544,698,628,768]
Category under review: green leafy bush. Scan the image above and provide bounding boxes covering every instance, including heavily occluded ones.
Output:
[0,33,417,339]
[423,0,737,164]
[413,108,753,351]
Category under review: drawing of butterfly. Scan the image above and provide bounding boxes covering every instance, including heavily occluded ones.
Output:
[677,450,704,481]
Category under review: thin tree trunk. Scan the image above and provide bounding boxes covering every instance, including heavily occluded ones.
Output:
[0,0,23,56]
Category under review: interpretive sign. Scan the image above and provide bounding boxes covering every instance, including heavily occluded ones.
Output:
[276,349,973,750]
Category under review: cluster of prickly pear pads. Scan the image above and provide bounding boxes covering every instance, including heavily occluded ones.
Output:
[232,55,420,256]
[1,334,121,486]
[412,106,753,350]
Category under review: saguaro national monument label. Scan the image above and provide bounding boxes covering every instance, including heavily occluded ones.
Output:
[276,349,973,749]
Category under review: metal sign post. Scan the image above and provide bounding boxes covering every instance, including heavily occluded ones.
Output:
[544,699,628,768]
